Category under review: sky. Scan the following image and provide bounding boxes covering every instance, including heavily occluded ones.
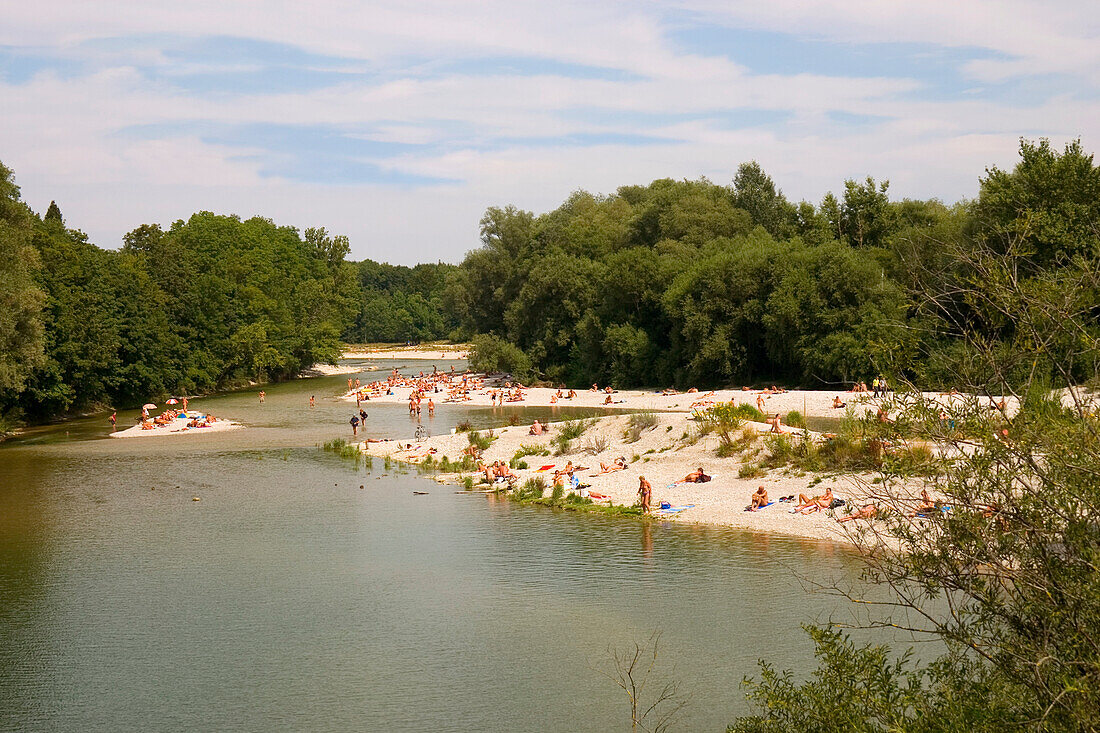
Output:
[2,1,1098,265]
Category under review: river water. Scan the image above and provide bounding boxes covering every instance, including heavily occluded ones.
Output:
[0,360,861,731]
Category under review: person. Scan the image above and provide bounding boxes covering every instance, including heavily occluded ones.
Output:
[108,412,117,430]
[603,394,613,405]
[598,457,626,473]
[832,396,845,409]
[259,390,265,403]
[350,414,360,436]
[590,383,599,392]
[838,504,878,523]
[427,399,434,417]
[795,487,834,514]
[767,413,784,434]
[310,395,315,407]
[637,476,652,513]
[680,467,711,483]
[359,409,368,423]
[529,420,543,436]
[909,489,937,517]
[748,486,768,511]
[756,395,766,412]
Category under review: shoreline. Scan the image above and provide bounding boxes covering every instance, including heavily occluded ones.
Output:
[340,345,469,361]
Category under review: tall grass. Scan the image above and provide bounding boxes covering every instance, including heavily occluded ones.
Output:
[623,411,658,443]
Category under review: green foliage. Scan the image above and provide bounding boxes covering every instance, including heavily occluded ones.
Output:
[513,443,550,459]
[0,161,45,408]
[468,333,533,381]
[784,410,807,429]
[466,430,495,451]
[623,410,658,442]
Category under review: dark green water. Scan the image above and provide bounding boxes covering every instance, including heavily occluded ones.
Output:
[1,360,859,731]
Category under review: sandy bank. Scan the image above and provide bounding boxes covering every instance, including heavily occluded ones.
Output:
[110,418,244,438]
[341,345,469,361]
[343,382,1017,422]
[357,410,898,544]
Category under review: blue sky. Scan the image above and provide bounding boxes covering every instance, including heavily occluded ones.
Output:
[1,1,1097,264]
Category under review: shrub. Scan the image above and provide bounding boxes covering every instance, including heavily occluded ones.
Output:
[558,418,592,441]
[454,419,474,433]
[738,462,765,478]
[549,483,565,504]
[582,435,610,455]
[514,443,550,458]
[785,410,807,429]
[467,430,495,451]
[623,410,659,443]
[517,477,546,500]
[468,333,534,381]
[462,476,475,491]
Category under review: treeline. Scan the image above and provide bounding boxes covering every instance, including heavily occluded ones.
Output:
[451,140,1100,390]
[348,259,458,343]
[0,161,362,427]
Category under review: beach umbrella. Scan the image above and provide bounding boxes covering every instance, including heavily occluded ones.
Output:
[142,403,157,410]
[166,398,179,405]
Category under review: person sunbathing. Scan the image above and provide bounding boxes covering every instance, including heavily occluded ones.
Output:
[680,467,711,483]
[549,394,558,404]
[908,489,937,517]
[767,413,784,434]
[598,457,627,474]
[837,504,878,523]
[686,387,698,393]
[529,420,544,436]
[747,486,768,511]
[590,383,599,392]
[604,395,613,404]
[567,389,577,399]
[795,488,834,514]
[832,396,846,409]
[661,388,678,395]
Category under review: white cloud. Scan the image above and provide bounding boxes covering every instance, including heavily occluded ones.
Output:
[1,1,1097,263]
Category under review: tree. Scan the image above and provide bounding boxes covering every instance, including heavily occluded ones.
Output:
[0,161,45,406]
[731,146,1100,730]
[732,161,795,238]
[840,177,895,248]
[972,138,1100,269]
[44,200,62,224]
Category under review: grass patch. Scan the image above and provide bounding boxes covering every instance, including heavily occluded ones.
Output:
[581,435,610,455]
[467,430,496,451]
[623,410,658,443]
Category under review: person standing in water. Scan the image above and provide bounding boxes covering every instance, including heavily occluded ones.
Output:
[258,390,265,403]
[309,395,315,407]
[108,412,117,430]
[350,414,360,436]
[427,399,434,417]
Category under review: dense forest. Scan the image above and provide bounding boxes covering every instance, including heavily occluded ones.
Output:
[2,139,1098,430]
[453,140,1100,390]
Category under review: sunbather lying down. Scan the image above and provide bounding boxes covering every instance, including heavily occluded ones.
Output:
[837,504,878,523]
[795,487,835,514]
[680,467,711,483]
[597,457,627,474]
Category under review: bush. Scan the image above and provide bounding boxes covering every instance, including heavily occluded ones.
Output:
[467,430,495,451]
[549,483,565,504]
[516,477,546,500]
[514,443,550,459]
[455,419,474,433]
[582,435,610,455]
[785,410,807,429]
[468,333,534,381]
[623,410,659,443]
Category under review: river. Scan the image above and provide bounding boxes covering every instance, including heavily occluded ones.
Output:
[0,359,861,731]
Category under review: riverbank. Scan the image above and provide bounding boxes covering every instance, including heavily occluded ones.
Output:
[341,344,469,360]
[110,416,244,438]
[354,408,912,544]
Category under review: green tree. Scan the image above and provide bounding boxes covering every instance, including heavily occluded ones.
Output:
[0,161,45,405]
